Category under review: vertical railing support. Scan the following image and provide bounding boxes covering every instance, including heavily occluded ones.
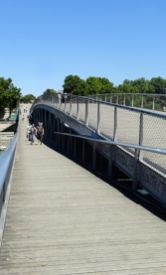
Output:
[133,112,144,190]
[152,96,155,111]
[141,95,144,108]
[85,99,89,126]
[97,101,100,134]
[64,98,67,113]
[131,94,134,107]
[138,112,144,161]
[123,95,126,106]
[113,107,117,141]
[69,96,72,116]
[76,97,79,120]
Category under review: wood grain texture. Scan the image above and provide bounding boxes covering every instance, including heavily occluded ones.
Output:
[0,118,166,274]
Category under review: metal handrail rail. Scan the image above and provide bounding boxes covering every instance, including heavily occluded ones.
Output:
[0,114,19,216]
[75,95,166,118]
[32,94,166,175]
[0,135,17,192]
[35,94,166,119]
[54,131,166,155]
[87,92,166,112]
[88,92,166,96]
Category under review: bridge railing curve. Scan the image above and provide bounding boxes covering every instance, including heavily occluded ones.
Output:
[32,94,166,176]
[88,93,166,112]
[0,134,18,218]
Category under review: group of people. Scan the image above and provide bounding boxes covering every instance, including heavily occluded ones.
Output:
[27,122,44,145]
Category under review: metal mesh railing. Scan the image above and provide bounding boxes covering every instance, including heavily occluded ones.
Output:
[88,93,166,112]
[33,93,166,176]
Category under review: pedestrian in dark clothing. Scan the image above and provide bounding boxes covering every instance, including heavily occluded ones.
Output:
[36,122,45,144]
[29,124,37,145]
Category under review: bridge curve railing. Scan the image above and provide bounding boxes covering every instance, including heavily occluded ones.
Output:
[33,94,166,176]
[0,134,18,217]
[88,93,166,112]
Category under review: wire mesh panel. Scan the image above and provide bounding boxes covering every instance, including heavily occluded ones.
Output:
[65,101,70,114]
[99,104,114,138]
[133,94,143,108]
[143,114,165,149]
[71,96,77,118]
[116,108,140,145]
[88,100,98,130]
[125,94,132,106]
[143,95,154,110]
[111,95,118,104]
[78,97,86,123]
[155,95,166,112]
[142,114,166,172]
[143,151,166,175]
[117,94,124,105]
[60,103,65,111]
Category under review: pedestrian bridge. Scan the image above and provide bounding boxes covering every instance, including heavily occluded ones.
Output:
[0,95,166,274]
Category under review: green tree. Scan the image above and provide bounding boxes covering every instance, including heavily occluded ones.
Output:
[21,94,36,103]
[0,77,21,114]
[42,89,57,100]
[150,77,166,94]
[117,78,155,94]
[63,75,87,95]
[86,77,113,95]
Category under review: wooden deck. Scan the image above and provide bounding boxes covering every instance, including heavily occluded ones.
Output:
[1,119,166,274]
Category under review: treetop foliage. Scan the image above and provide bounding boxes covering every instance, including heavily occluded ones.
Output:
[63,75,166,95]
[63,75,113,95]
[42,88,57,100]
[21,94,36,103]
[0,77,21,114]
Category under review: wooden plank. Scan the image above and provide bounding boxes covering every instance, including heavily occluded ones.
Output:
[0,118,166,274]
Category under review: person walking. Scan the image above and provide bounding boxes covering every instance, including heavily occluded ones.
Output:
[26,124,32,141]
[36,122,45,145]
[29,124,37,145]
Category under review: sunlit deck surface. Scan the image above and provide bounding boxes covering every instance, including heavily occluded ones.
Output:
[1,119,166,274]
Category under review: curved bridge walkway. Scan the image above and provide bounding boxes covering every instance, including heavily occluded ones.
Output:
[1,119,166,274]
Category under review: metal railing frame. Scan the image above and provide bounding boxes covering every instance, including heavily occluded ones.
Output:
[0,134,18,216]
[88,93,166,112]
[32,94,166,176]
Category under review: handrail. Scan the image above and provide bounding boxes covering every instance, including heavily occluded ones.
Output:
[32,94,166,175]
[54,131,166,155]
[0,110,19,217]
[88,93,166,112]
[72,95,166,119]
[33,94,166,119]
[89,92,166,96]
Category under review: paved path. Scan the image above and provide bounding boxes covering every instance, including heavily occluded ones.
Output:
[1,119,166,274]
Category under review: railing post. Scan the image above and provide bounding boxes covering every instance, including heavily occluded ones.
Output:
[69,96,72,115]
[131,94,134,107]
[113,107,117,141]
[76,97,79,120]
[133,112,144,190]
[85,99,89,126]
[123,95,126,106]
[152,96,155,111]
[136,112,143,160]
[141,95,144,108]
[97,101,100,134]
[64,98,67,113]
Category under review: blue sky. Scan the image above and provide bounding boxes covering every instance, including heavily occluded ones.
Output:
[0,0,165,96]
